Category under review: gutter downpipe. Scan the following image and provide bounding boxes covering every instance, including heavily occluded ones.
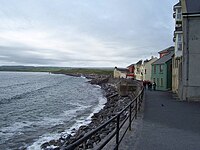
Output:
[186,17,189,101]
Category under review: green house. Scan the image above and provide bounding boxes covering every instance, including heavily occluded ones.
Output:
[151,47,174,91]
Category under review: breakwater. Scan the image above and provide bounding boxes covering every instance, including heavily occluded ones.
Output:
[41,76,142,150]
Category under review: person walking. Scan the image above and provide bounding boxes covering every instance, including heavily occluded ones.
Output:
[148,82,152,91]
[143,81,147,89]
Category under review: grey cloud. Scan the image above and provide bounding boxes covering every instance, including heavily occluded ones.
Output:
[0,45,120,66]
[0,0,178,67]
[0,46,58,65]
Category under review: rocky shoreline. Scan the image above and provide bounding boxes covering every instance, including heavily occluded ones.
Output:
[41,75,137,150]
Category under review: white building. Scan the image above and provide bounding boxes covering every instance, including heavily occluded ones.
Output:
[173,0,200,101]
[113,67,129,78]
[143,57,158,82]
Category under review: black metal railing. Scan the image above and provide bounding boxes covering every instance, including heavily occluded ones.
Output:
[62,82,144,150]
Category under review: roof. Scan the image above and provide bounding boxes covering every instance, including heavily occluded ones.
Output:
[174,2,181,7]
[152,51,174,65]
[144,59,149,63]
[115,67,129,72]
[158,46,174,54]
[127,64,135,68]
[183,0,200,14]
[136,60,142,65]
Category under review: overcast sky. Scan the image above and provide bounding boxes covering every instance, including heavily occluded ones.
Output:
[0,0,178,67]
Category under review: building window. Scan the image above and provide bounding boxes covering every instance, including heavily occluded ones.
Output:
[159,65,163,73]
[161,78,163,87]
[176,8,182,20]
[137,68,140,74]
[157,78,159,87]
[177,34,183,51]
[153,65,156,74]
[178,34,182,42]
[145,69,147,74]
[153,78,155,83]
[178,43,182,51]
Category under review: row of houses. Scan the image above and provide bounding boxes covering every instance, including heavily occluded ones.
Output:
[114,0,200,101]
[114,46,174,91]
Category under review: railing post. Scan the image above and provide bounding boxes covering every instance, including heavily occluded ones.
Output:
[129,104,132,131]
[138,95,141,111]
[135,98,138,119]
[115,115,120,150]
[138,89,143,111]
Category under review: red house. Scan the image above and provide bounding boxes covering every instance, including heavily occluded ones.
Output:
[126,64,135,79]
[158,46,175,58]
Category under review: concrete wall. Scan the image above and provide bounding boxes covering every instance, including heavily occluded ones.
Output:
[179,16,200,101]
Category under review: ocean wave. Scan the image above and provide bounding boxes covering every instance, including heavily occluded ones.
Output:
[0,121,33,144]
[27,96,107,150]
[0,72,106,150]
[0,82,30,89]
[0,78,69,105]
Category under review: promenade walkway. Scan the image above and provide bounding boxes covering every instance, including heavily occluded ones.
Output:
[119,90,200,150]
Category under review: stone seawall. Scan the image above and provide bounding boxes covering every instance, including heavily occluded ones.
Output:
[41,76,142,150]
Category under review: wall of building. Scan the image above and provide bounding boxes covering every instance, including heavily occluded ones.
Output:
[172,57,182,93]
[143,58,158,81]
[180,16,200,100]
[114,69,121,78]
[134,64,143,80]
[114,69,127,78]
[151,64,168,91]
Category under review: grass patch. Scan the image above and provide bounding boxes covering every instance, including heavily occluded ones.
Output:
[52,68,114,76]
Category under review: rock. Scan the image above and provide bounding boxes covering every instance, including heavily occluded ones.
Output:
[94,135,101,143]
[41,142,50,149]
[75,133,85,140]
[86,139,93,149]
[49,140,59,146]
[100,132,107,139]
[60,133,71,141]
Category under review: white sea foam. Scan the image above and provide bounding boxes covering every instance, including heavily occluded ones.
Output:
[80,75,86,79]
[93,84,101,88]
[0,121,33,143]
[0,72,108,149]
[27,132,61,150]
[27,96,107,150]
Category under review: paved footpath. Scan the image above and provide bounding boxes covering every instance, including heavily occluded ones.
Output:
[119,90,200,150]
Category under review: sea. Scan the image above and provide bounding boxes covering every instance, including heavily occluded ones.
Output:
[0,72,106,150]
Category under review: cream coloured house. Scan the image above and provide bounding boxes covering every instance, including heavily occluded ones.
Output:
[113,67,129,78]
[143,57,158,81]
[134,60,143,80]
[172,1,183,94]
